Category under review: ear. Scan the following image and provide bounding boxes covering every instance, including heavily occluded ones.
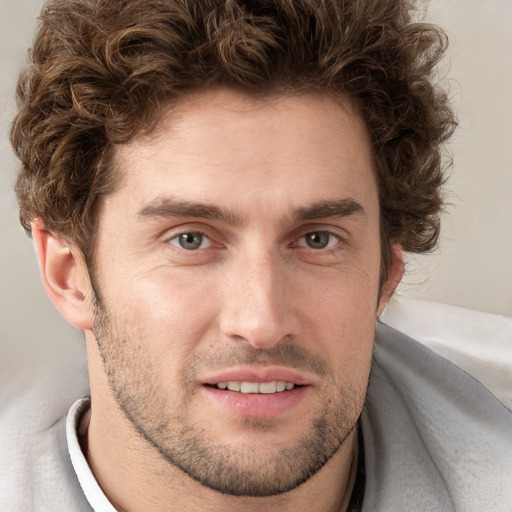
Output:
[377,244,404,316]
[32,219,94,330]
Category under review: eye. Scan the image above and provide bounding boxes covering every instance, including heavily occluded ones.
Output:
[298,231,339,249]
[169,232,211,250]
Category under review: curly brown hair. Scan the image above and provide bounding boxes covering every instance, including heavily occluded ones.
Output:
[10,0,456,282]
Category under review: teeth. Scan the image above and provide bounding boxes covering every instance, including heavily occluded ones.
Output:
[227,382,241,392]
[240,382,259,393]
[259,382,277,394]
[216,381,295,394]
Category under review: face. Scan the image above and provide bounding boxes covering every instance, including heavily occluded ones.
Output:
[90,89,393,497]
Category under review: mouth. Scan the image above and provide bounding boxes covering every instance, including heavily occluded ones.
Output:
[207,381,297,394]
[200,368,310,418]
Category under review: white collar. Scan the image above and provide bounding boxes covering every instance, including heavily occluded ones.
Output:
[66,398,118,512]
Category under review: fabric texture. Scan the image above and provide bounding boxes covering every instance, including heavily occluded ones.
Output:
[1,324,511,511]
[381,295,512,410]
[362,323,512,511]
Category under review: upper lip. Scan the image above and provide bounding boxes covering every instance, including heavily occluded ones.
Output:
[200,366,313,386]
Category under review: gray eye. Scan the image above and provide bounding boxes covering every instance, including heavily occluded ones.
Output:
[173,232,207,250]
[299,232,339,249]
[305,232,330,249]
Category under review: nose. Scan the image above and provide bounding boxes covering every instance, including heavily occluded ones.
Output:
[219,248,299,350]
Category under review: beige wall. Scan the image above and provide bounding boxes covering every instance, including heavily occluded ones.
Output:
[1,0,510,369]
[397,0,512,316]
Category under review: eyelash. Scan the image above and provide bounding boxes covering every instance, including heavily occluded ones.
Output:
[168,231,213,251]
[166,229,343,252]
[295,231,341,250]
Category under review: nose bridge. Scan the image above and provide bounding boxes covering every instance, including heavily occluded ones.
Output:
[220,244,296,348]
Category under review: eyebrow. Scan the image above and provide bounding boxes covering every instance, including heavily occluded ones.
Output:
[295,198,367,221]
[137,196,367,224]
[137,197,244,225]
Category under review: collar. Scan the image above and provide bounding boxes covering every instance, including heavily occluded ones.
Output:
[66,398,117,512]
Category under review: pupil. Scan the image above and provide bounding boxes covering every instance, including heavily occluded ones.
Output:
[307,232,329,249]
[179,232,202,250]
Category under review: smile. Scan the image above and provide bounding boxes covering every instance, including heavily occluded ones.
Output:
[215,381,296,394]
[202,375,308,417]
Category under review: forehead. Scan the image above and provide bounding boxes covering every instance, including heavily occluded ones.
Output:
[107,88,378,222]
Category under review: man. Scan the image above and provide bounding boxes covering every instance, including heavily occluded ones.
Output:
[5,0,511,510]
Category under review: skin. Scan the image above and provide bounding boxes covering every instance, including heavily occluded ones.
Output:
[34,89,403,512]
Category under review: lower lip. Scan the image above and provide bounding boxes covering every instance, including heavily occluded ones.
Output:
[201,385,308,418]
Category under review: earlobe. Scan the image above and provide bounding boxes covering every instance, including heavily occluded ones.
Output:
[377,245,404,316]
[32,219,94,330]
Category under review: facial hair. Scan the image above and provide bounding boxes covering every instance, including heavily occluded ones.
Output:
[92,297,367,497]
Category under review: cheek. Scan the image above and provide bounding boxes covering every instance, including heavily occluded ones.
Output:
[301,271,378,366]
[301,261,380,322]
[119,270,220,352]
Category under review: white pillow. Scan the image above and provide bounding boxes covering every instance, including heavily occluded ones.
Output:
[381,294,512,410]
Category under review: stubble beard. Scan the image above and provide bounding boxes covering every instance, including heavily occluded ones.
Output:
[92,299,368,497]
